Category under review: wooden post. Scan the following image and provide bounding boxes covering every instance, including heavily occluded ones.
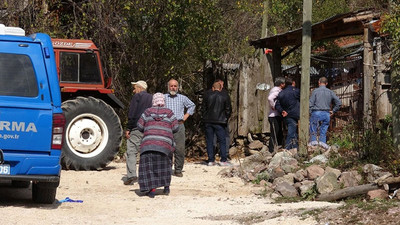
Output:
[375,38,382,121]
[299,0,312,156]
[363,26,374,127]
[272,47,282,79]
[260,1,268,59]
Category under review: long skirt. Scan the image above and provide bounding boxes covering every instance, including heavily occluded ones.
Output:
[138,151,172,192]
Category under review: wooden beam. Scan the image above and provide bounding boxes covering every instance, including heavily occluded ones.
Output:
[343,13,380,23]
[282,45,300,59]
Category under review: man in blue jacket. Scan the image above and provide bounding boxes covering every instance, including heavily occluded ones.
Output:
[309,77,341,149]
[275,77,300,150]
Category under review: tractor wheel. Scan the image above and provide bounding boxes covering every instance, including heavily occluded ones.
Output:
[61,97,122,170]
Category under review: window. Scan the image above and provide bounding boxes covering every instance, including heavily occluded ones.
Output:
[60,52,102,83]
[0,53,38,97]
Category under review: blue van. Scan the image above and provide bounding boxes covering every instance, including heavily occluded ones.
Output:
[0,25,65,204]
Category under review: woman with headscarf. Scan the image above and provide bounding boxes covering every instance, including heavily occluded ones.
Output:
[137,92,179,198]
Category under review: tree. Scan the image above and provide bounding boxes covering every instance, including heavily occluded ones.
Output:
[381,1,400,151]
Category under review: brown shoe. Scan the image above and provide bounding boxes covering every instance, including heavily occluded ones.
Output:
[174,171,183,177]
[123,177,138,185]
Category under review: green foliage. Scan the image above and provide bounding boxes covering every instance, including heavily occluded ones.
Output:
[274,196,302,203]
[327,116,400,175]
[301,208,323,219]
[342,197,399,211]
[327,151,351,170]
[252,172,270,184]
[301,184,318,200]
[268,0,303,34]
[328,124,357,150]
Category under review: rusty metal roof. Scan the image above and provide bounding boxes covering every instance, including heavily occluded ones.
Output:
[250,9,381,49]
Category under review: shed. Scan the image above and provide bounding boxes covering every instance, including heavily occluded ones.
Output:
[249,9,390,126]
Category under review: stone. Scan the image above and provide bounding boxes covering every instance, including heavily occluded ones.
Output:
[316,172,340,194]
[309,154,328,164]
[273,174,295,186]
[293,182,302,189]
[339,170,362,187]
[294,169,306,182]
[306,165,325,180]
[241,153,269,172]
[268,151,293,169]
[325,167,341,179]
[261,145,269,152]
[248,149,260,155]
[249,140,264,150]
[367,189,388,200]
[269,167,285,180]
[281,157,299,173]
[228,146,239,156]
[236,138,245,146]
[247,133,254,143]
[299,180,315,197]
[270,192,282,199]
[275,182,299,197]
[363,164,384,183]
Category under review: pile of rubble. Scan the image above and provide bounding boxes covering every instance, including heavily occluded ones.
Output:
[220,135,400,201]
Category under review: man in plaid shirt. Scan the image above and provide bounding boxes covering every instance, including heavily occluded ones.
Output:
[164,79,196,177]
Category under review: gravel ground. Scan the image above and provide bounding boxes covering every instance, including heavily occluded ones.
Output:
[0,161,343,225]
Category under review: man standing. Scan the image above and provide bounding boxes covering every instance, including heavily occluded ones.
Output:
[267,77,286,152]
[216,79,231,152]
[204,78,231,159]
[164,79,196,177]
[275,77,300,150]
[124,80,152,185]
[309,76,341,149]
[202,82,232,166]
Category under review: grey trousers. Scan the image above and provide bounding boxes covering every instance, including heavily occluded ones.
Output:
[126,129,143,179]
[173,123,185,173]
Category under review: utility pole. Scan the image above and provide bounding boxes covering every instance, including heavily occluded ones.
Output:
[299,0,312,156]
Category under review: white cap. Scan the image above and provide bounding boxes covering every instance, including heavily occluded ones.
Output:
[131,80,148,90]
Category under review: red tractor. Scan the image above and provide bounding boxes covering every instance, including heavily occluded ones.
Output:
[52,39,123,170]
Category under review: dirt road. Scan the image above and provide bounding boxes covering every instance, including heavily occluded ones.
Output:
[0,161,341,224]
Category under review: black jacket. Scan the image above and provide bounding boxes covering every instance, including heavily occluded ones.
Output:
[127,91,153,130]
[275,86,300,120]
[202,90,231,124]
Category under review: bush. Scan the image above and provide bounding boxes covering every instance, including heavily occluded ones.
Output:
[328,116,400,175]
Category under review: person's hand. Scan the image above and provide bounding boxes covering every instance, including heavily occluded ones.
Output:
[183,113,190,122]
[125,130,130,139]
[329,111,333,116]
[282,111,288,117]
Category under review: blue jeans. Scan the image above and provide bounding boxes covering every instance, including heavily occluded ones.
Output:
[205,123,227,162]
[310,111,330,143]
[212,125,230,156]
[284,117,298,149]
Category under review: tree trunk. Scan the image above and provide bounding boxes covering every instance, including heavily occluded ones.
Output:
[316,183,380,201]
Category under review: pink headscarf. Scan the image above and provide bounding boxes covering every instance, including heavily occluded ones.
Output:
[152,92,165,107]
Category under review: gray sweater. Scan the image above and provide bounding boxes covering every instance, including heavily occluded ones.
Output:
[309,85,341,113]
